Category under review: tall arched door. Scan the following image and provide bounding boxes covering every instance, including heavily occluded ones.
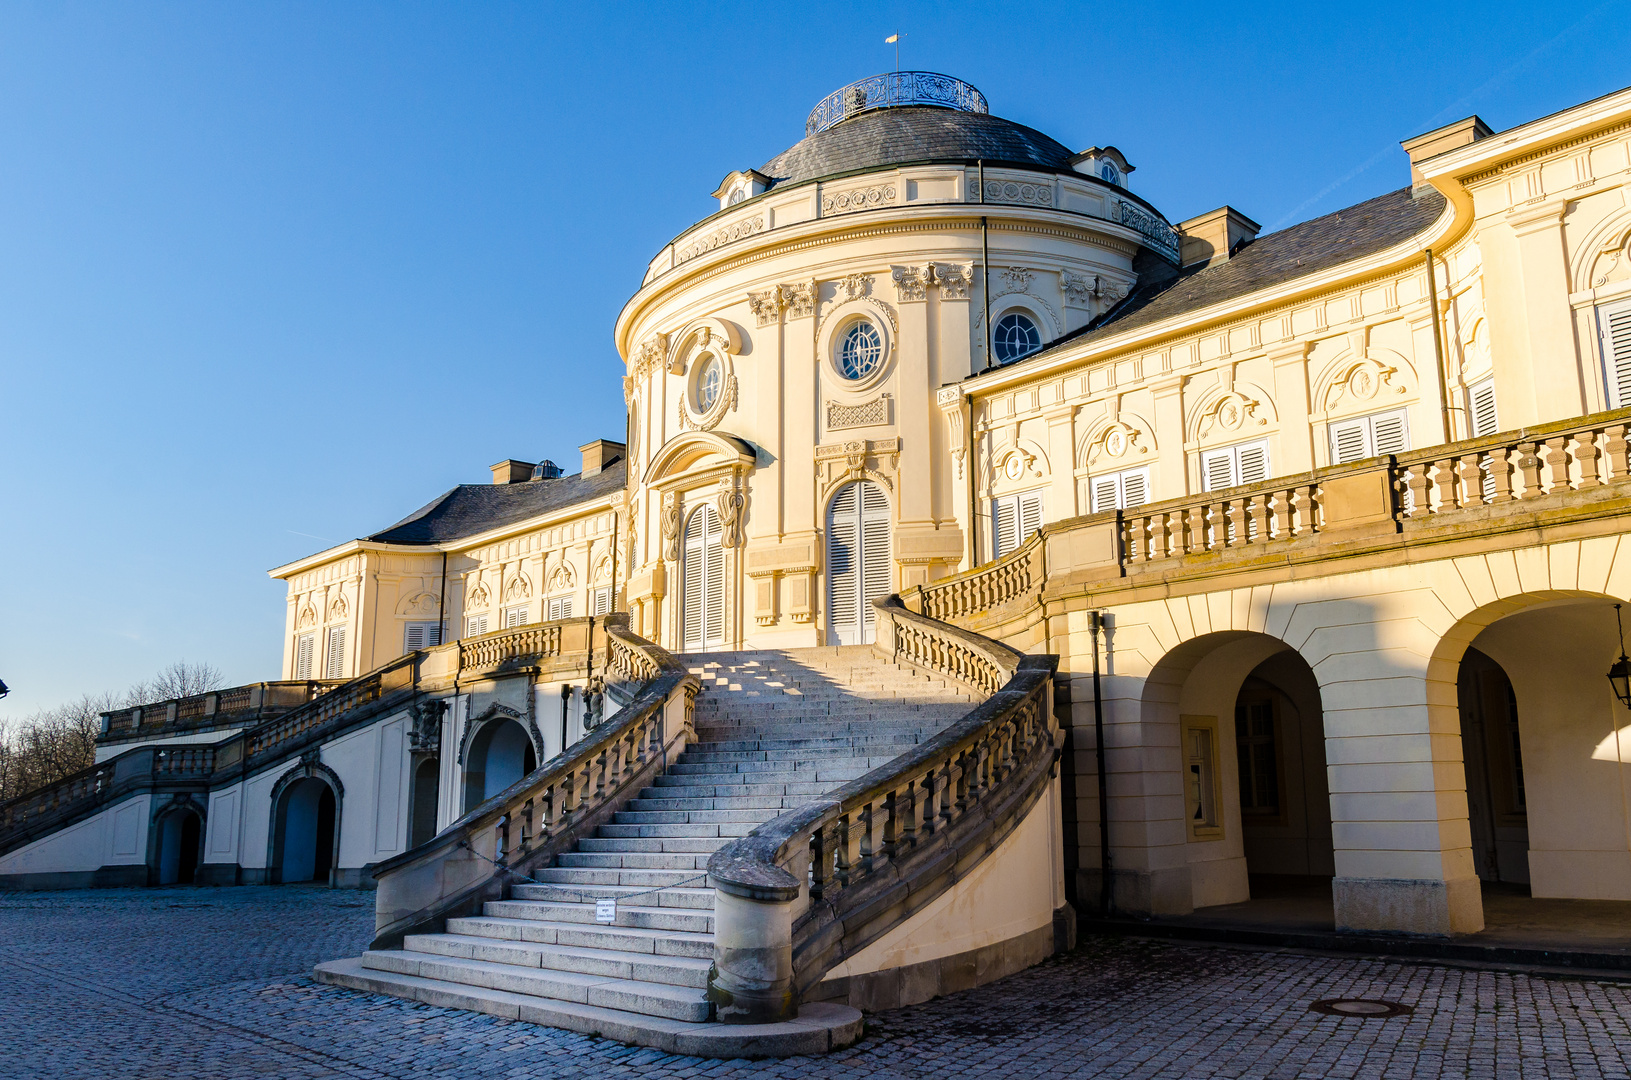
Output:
[682,504,725,651]
[827,480,891,646]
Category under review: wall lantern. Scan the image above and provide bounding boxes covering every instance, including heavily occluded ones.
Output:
[1609,604,1631,710]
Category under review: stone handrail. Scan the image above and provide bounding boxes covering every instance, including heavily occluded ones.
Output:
[368,620,699,950]
[1,743,221,852]
[907,530,1045,625]
[0,760,117,833]
[457,622,568,677]
[100,680,331,740]
[705,596,1059,1023]
[245,656,419,759]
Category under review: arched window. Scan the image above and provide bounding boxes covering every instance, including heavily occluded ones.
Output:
[837,321,883,380]
[827,480,891,646]
[993,313,1042,364]
[1100,161,1119,185]
[682,504,726,650]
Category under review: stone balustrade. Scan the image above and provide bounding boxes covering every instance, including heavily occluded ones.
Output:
[368,621,698,950]
[705,597,1058,1023]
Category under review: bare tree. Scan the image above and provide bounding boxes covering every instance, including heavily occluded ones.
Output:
[0,662,228,803]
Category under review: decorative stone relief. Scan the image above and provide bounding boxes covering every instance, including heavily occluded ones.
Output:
[715,475,747,549]
[548,562,575,591]
[409,698,446,755]
[891,265,926,301]
[1197,391,1267,439]
[297,602,318,629]
[826,394,891,430]
[593,554,613,583]
[1085,420,1150,466]
[781,281,816,320]
[840,273,873,301]
[1060,271,1094,305]
[1000,266,1033,294]
[327,592,348,620]
[502,575,531,602]
[982,180,1054,207]
[823,183,897,215]
[677,373,738,432]
[815,437,901,499]
[933,262,973,300]
[467,581,490,609]
[937,387,966,479]
[631,335,667,383]
[676,216,764,264]
[1323,356,1406,411]
[747,289,782,327]
[660,492,680,563]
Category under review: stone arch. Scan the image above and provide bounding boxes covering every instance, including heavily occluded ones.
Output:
[1185,380,1278,444]
[1311,347,1418,420]
[461,705,540,812]
[458,702,542,766]
[396,591,441,617]
[149,794,205,886]
[666,317,744,375]
[1076,411,1157,471]
[267,760,344,885]
[985,436,1051,496]
[643,430,756,488]
[1570,208,1631,292]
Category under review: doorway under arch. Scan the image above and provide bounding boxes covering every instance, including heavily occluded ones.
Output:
[463,718,537,813]
[827,480,891,646]
[272,775,338,884]
[682,504,726,651]
[409,757,441,849]
[153,807,202,885]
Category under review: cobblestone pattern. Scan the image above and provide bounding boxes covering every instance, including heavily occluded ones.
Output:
[4,887,1630,1079]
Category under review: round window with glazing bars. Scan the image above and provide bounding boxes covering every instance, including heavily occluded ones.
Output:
[695,355,722,412]
[993,312,1041,364]
[838,320,883,380]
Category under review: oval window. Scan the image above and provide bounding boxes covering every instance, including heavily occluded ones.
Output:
[993,313,1042,364]
[695,356,722,412]
[838,321,883,380]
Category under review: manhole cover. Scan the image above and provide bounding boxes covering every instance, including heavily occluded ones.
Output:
[1309,998,1413,1018]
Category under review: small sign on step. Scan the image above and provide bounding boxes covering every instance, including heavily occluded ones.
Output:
[595,899,617,924]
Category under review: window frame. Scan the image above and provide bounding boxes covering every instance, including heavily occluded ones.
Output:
[1200,439,1270,492]
[294,632,315,681]
[992,488,1044,559]
[992,311,1042,365]
[1182,715,1224,841]
[1089,467,1150,513]
[546,595,574,622]
[836,319,884,381]
[1328,407,1410,465]
[502,604,531,629]
[324,626,348,680]
[403,621,442,652]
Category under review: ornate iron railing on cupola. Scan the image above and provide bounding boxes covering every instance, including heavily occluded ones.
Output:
[805,71,988,136]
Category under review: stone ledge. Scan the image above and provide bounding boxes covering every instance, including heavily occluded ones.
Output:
[313,957,863,1058]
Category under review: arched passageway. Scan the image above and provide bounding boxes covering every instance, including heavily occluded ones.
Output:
[154,808,201,885]
[409,757,440,848]
[463,719,536,814]
[273,777,337,884]
[1139,630,1332,912]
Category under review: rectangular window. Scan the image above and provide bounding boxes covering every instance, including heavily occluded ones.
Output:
[1328,408,1409,465]
[294,633,315,680]
[1089,467,1150,513]
[503,605,530,629]
[1598,297,1631,409]
[324,626,347,680]
[466,613,489,638]
[547,595,574,621]
[1182,716,1222,840]
[992,489,1044,558]
[592,586,613,616]
[403,622,442,651]
[1235,696,1280,817]
[1468,378,1498,437]
[1200,440,1270,492]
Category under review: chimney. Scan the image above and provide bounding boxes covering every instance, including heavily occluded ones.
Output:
[1401,115,1493,191]
[1176,206,1262,269]
[489,459,535,485]
[579,439,626,478]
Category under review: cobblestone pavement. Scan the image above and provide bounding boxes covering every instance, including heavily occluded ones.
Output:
[4,887,1631,1079]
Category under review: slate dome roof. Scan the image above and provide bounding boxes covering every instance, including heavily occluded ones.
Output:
[759,105,1078,191]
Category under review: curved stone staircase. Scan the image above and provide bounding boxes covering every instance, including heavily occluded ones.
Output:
[318,647,972,1050]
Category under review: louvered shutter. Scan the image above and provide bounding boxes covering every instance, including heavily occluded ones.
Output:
[682,505,724,650]
[404,623,441,651]
[504,605,530,628]
[1237,442,1269,485]
[1600,299,1631,409]
[1091,477,1119,513]
[1371,410,1409,456]
[683,509,704,648]
[295,634,315,680]
[593,586,612,615]
[859,482,891,634]
[1202,449,1234,492]
[991,496,1013,557]
[827,485,860,645]
[1330,418,1369,464]
[325,627,347,679]
[1469,379,1498,437]
[1018,490,1043,541]
[703,511,725,645]
[1122,469,1149,508]
[467,614,488,637]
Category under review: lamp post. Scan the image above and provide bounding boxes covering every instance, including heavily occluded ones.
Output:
[1609,605,1631,710]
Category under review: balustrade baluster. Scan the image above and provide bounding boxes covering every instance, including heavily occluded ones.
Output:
[1456,455,1485,505]
[1517,442,1544,498]
[1577,432,1604,488]
[1183,505,1205,553]
[1605,426,1631,482]
[809,824,830,899]
[1402,464,1430,517]
[937,760,955,829]
[858,801,875,874]
[1486,448,1514,503]
[834,813,853,888]
[898,779,918,850]
[1542,437,1572,493]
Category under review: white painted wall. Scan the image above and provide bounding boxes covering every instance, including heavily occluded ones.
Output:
[0,793,152,876]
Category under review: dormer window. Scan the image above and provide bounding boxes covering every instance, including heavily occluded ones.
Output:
[1100,162,1119,185]
[728,188,747,206]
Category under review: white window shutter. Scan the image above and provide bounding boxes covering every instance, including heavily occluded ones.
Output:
[1122,469,1149,508]
[325,627,347,679]
[1202,449,1234,492]
[859,482,891,630]
[1018,491,1043,540]
[467,614,488,637]
[295,634,315,680]
[1600,299,1631,409]
[1330,418,1369,464]
[1237,442,1269,485]
[593,586,612,616]
[1469,378,1498,437]
[1371,410,1409,456]
[1091,477,1118,514]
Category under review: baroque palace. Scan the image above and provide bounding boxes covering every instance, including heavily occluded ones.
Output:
[6,72,1631,1054]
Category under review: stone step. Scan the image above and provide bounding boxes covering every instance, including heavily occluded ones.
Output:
[694,735,931,751]
[649,776,830,796]
[400,933,710,987]
[531,866,708,888]
[678,746,917,763]
[627,794,814,813]
[596,821,759,840]
[450,915,714,959]
[510,883,715,910]
[577,835,730,854]
[665,762,873,780]
[363,949,712,1023]
[314,958,865,1058]
[486,897,715,933]
[612,809,782,826]
[559,851,712,871]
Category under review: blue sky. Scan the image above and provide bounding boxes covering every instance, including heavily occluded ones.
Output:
[2,1,1627,716]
